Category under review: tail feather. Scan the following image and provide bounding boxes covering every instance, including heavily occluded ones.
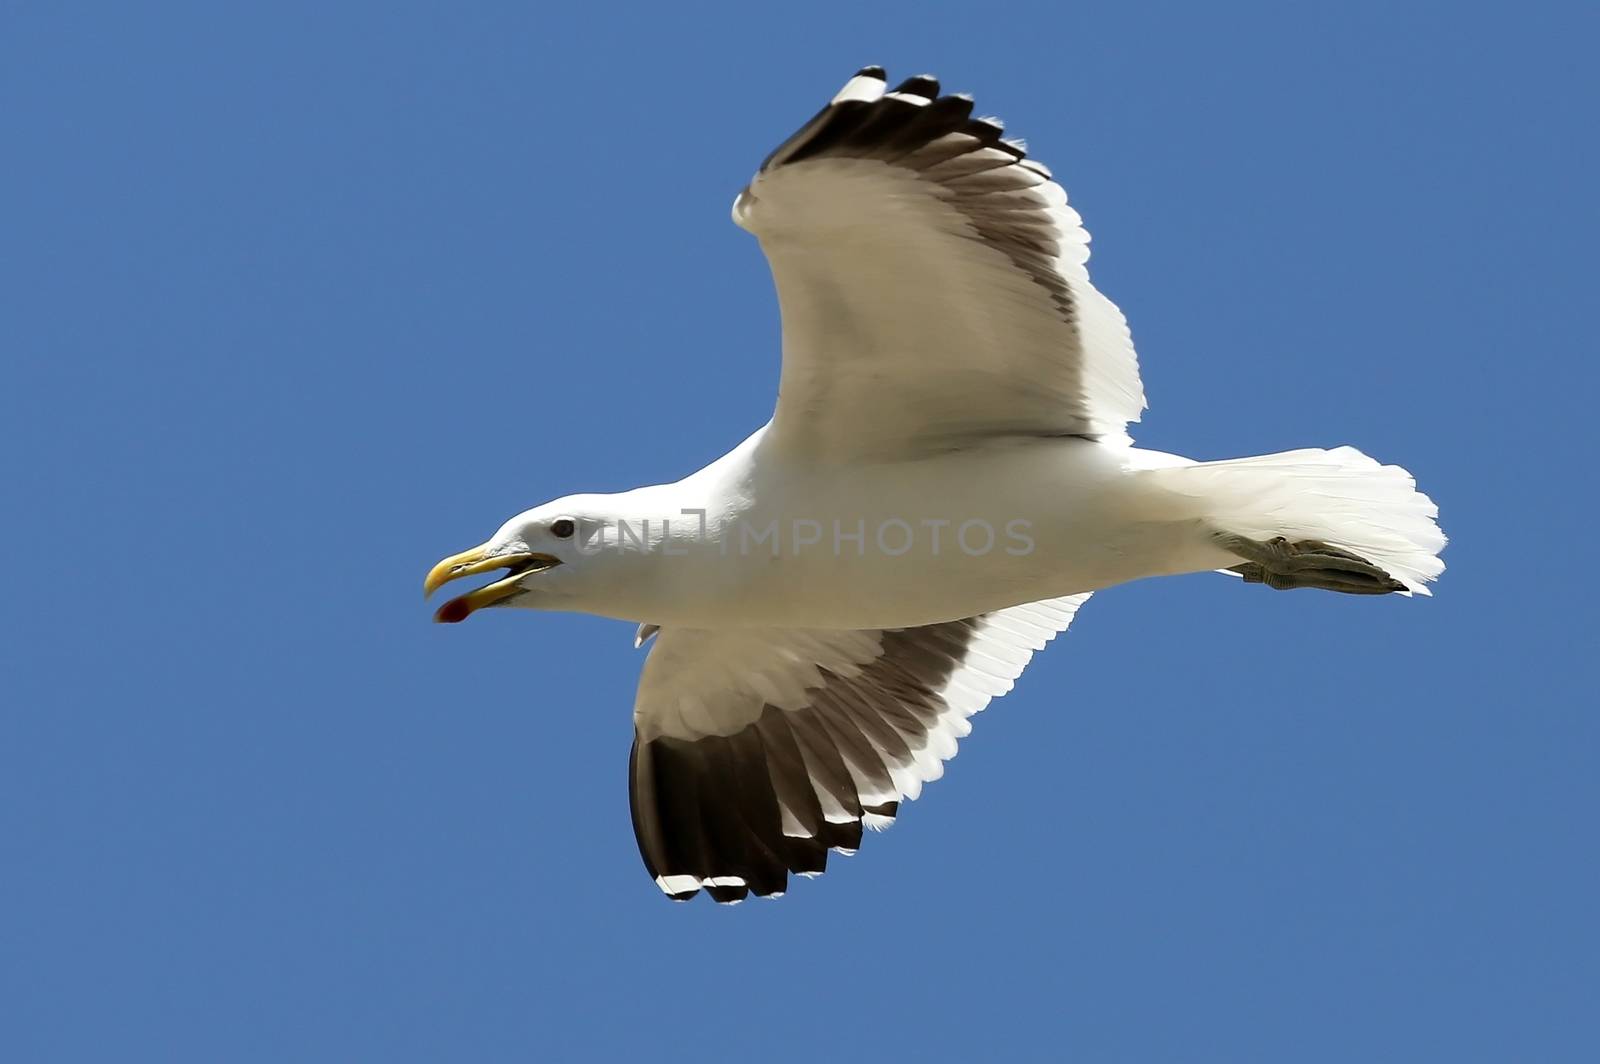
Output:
[1158,447,1446,595]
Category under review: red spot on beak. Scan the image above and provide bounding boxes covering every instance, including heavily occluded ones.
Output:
[434,598,472,624]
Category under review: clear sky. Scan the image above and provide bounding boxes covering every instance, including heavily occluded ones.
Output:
[4,2,1596,1061]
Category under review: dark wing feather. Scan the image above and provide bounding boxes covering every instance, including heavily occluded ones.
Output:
[628,595,1090,903]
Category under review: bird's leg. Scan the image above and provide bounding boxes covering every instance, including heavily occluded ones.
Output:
[1216,533,1407,595]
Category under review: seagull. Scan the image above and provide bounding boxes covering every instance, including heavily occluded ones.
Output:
[425,67,1446,904]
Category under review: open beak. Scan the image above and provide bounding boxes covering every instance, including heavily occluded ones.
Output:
[424,543,561,623]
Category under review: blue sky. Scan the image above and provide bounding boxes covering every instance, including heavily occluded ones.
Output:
[4,2,1596,1060]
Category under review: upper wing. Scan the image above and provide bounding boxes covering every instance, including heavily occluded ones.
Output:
[628,594,1090,903]
[735,67,1145,459]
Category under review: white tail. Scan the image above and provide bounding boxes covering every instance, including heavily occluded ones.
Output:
[1154,447,1447,595]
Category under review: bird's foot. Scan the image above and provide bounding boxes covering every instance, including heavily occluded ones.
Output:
[1217,534,1406,595]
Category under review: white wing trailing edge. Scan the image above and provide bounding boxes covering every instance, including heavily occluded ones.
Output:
[734,66,1145,459]
[629,595,1090,902]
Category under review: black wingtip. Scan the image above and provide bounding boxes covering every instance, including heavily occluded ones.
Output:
[706,883,750,904]
[892,74,940,98]
[854,65,887,80]
[821,818,864,854]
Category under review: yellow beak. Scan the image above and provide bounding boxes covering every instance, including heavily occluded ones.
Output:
[424,543,560,623]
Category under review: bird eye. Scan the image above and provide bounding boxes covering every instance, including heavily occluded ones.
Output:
[550,518,576,539]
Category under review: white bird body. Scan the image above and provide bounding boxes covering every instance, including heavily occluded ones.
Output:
[426,67,1447,904]
[539,429,1222,630]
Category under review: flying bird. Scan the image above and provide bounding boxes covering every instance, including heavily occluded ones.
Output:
[425,67,1446,904]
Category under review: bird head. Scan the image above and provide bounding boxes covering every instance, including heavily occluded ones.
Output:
[424,499,595,623]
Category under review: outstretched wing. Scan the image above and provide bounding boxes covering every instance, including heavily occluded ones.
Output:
[735,67,1145,459]
[628,594,1090,903]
